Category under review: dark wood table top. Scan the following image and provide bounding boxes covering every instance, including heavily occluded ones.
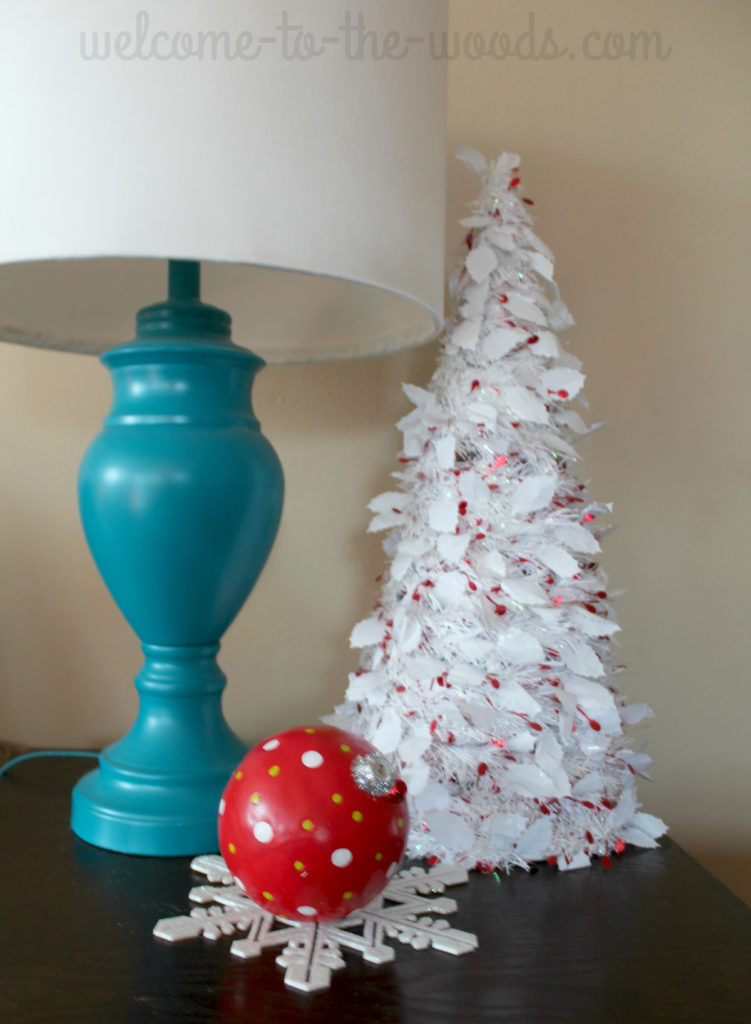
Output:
[1,757,750,1023]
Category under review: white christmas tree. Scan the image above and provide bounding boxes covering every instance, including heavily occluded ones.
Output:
[329,149,666,872]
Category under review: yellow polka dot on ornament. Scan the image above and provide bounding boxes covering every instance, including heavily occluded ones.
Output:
[250,792,261,804]
[228,842,236,854]
[340,744,351,753]
[262,891,274,901]
[352,810,363,822]
[302,819,314,831]
[331,793,343,804]
[305,728,316,734]
[343,891,353,900]
[294,860,305,872]
[375,852,383,861]
[268,765,280,777]
[234,770,243,780]
[397,817,404,828]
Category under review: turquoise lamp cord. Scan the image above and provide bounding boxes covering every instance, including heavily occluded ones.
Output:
[0,750,99,778]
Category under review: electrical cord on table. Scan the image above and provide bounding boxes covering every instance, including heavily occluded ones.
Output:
[0,750,99,777]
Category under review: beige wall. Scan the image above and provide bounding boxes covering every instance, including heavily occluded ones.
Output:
[1,1,749,885]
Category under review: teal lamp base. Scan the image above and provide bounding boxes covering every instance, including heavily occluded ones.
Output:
[71,262,284,856]
[72,644,249,856]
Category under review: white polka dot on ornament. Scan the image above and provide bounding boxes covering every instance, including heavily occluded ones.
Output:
[253,821,274,844]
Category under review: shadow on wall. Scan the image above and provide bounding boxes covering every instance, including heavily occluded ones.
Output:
[248,339,444,716]
[256,338,443,441]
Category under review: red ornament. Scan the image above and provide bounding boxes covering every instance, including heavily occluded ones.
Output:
[218,725,408,922]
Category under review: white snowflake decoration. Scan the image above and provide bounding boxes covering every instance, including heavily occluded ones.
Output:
[154,854,478,994]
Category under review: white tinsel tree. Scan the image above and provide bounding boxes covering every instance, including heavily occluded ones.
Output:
[329,149,666,872]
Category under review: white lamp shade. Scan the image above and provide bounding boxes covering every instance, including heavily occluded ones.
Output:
[0,1,447,361]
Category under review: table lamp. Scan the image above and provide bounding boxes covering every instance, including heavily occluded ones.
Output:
[0,1,447,855]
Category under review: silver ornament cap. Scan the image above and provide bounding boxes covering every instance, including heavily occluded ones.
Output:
[351,753,397,797]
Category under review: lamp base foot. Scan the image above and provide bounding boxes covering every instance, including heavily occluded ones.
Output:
[72,742,248,856]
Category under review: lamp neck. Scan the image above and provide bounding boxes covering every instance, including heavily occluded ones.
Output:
[135,259,232,344]
[168,259,201,301]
